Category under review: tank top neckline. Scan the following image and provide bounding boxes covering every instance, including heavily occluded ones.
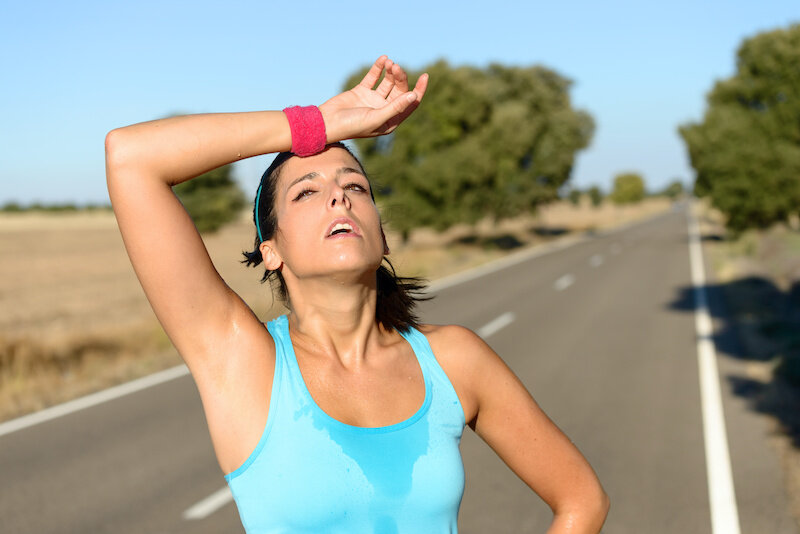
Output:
[275,315,433,435]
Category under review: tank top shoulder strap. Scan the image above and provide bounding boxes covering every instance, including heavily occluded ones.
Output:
[398,325,466,428]
[266,314,288,359]
[266,314,319,406]
[398,325,443,374]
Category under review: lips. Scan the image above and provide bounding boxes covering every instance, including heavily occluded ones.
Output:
[325,217,361,238]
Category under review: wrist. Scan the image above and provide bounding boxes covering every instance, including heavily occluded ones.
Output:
[282,105,327,157]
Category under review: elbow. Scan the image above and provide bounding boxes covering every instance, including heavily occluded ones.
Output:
[104,127,128,177]
[598,489,610,522]
[105,127,141,197]
[585,487,610,532]
[553,488,610,533]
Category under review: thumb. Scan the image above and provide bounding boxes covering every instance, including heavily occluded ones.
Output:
[371,92,418,126]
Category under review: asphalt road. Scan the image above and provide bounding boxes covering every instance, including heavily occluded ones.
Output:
[1,204,796,533]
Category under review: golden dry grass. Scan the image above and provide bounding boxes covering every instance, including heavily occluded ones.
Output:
[0,197,672,421]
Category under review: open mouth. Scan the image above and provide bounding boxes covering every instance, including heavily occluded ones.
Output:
[325,218,360,238]
[329,222,354,236]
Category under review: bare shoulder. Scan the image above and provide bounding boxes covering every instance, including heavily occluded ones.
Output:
[417,323,508,425]
[419,323,503,368]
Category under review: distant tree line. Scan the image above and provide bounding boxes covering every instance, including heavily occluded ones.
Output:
[565,176,683,208]
[0,201,111,212]
[344,60,595,239]
[2,163,245,236]
[680,23,800,235]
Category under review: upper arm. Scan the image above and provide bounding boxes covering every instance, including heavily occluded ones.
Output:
[105,128,246,368]
[428,325,607,519]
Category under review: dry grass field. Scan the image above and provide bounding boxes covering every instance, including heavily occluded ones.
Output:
[0,197,672,421]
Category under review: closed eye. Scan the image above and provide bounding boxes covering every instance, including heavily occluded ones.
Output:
[345,182,368,193]
[292,188,316,201]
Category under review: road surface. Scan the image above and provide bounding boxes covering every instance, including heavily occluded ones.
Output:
[1,203,796,533]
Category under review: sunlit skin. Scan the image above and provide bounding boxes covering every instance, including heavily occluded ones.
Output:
[258,147,423,428]
[262,147,387,287]
[105,55,609,533]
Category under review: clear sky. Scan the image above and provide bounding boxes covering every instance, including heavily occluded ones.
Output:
[1,0,798,205]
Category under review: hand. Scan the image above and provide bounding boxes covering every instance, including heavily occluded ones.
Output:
[319,56,428,142]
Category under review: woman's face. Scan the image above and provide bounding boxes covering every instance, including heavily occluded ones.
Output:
[263,147,387,283]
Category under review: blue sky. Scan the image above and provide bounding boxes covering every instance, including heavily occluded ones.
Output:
[1,0,798,204]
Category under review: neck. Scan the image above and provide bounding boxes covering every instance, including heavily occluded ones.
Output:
[282,271,385,367]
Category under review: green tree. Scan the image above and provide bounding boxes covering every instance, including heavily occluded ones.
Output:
[567,189,582,206]
[610,173,645,205]
[1,201,23,212]
[174,164,245,233]
[344,60,594,238]
[660,180,684,200]
[587,185,603,207]
[680,24,800,234]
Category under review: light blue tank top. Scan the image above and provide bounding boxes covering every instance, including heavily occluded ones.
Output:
[225,315,466,533]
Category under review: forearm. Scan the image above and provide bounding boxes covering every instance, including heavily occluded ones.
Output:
[105,110,291,185]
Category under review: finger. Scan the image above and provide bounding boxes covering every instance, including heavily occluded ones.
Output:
[375,58,396,97]
[386,63,410,100]
[412,72,429,101]
[359,55,387,90]
[373,91,418,125]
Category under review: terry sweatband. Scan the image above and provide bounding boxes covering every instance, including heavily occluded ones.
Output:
[283,105,327,157]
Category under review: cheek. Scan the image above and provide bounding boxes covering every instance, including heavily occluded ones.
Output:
[274,202,333,259]
[275,212,313,250]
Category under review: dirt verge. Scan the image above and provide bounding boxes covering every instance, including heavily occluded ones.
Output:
[695,200,800,526]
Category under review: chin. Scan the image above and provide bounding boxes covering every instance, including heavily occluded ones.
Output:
[327,254,383,279]
[291,250,382,282]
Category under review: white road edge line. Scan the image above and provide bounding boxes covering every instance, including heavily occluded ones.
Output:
[687,206,741,534]
[0,364,189,437]
[183,486,234,520]
[554,274,575,291]
[477,312,515,339]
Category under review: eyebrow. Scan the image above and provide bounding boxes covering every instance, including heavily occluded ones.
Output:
[285,167,367,193]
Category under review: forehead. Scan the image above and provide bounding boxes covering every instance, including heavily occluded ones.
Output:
[278,147,364,189]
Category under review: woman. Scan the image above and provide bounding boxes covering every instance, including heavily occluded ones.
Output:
[106,56,609,533]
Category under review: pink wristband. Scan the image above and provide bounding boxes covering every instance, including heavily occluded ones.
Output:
[283,105,327,157]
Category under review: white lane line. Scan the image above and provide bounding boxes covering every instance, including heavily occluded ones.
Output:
[589,254,604,267]
[477,312,515,339]
[0,365,190,437]
[687,208,741,534]
[428,209,672,294]
[553,274,575,291]
[428,234,588,293]
[183,486,233,520]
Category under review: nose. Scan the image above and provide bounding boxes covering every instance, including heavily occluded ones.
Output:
[329,185,351,209]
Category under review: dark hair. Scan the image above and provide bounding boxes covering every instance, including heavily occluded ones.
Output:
[241,142,429,332]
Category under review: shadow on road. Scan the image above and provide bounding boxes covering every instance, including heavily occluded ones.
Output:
[668,276,800,447]
[454,233,526,250]
[450,224,571,251]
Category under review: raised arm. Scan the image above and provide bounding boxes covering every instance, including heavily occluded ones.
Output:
[106,109,293,373]
[105,56,428,372]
